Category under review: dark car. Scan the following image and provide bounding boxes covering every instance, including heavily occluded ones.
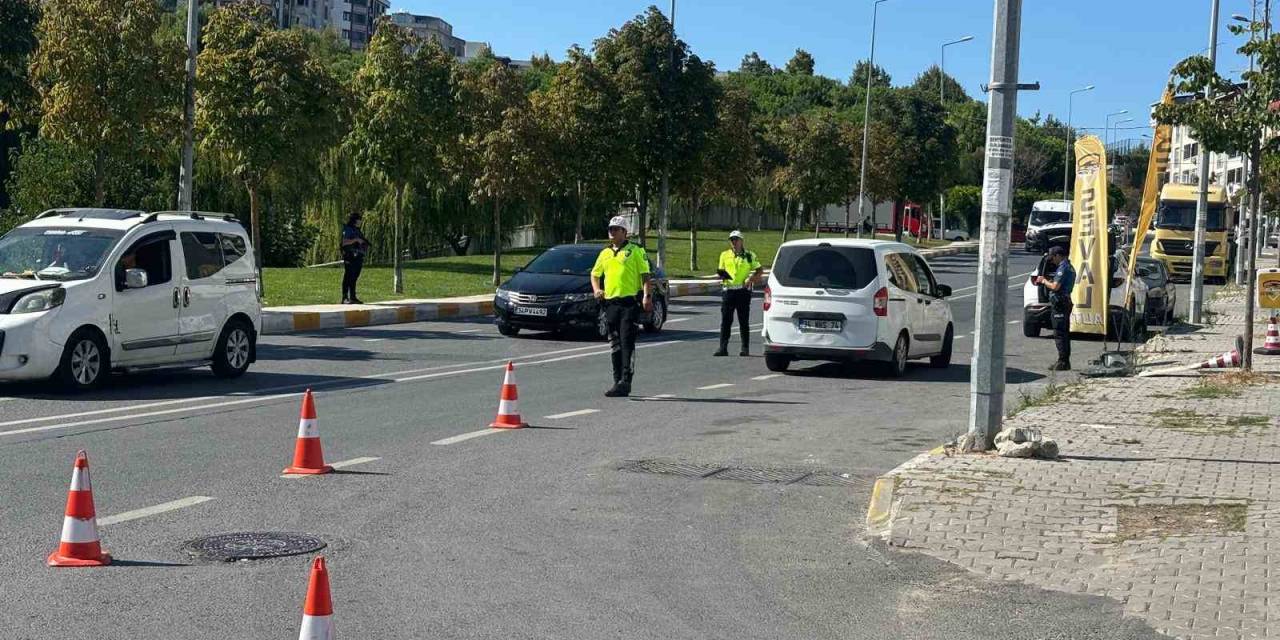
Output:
[1137,257,1177,325]
[493,243,669,338]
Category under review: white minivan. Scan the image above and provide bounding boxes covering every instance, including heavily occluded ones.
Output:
[762,239,954,376]
[0,208,261,390]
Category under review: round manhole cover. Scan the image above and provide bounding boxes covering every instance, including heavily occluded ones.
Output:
[185,532,326,562]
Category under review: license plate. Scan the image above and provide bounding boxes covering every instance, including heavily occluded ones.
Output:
[514,306,548,317]
[798,319,842,332]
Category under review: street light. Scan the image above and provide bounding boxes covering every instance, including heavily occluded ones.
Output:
[856,0,892,239]
[1108,117,1134,151]
[1063,85,1095,200]
[1103,109,1129,153]
[937,34,973,241]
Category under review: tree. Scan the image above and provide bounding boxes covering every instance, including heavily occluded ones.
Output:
[785,49,815,76]
[850,60,891,89]
[197,1,341,280]
[871,89,958,240]
[28,0,182,206]
[0,0,39,124]
[738,51,774,75]
[677,85,754,269]
[911,65,969,103]
[347,20,457,293]
[772,111,851,240]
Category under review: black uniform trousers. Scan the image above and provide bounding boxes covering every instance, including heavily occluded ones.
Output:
[1051,300,1072,364]
[719,288,752,350]
[603,297,640,384]
[342,254,364,301]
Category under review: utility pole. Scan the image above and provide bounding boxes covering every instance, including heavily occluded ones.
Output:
[656,0,675,272]
[964,0,1032,451]
[857,0,891,240]
[177,0,199,212]
[1190,0,1220,324]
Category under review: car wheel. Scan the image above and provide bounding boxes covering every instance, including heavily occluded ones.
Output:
[643,297,665,333]
[497,323,520,337]
[55,329,109,391]
[764,353,791,372]
[1023,319,1039,338]
[930,326,953,368]
[211,319,254,379]
[882,333,909,378]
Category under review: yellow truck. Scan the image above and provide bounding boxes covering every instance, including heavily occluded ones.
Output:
[1149,183,1232,283]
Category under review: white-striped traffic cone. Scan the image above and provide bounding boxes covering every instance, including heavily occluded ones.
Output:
[48,450,110,567]
[1198,348,1242,370]
[297,556,334,640]
[284,390,332,475]
[489,362,528,429]
[1255,316,1280,356]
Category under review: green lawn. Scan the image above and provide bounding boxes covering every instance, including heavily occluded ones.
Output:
[261,229,947,307]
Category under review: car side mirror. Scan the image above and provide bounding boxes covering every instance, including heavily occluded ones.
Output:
[125,268,148,289]
[937,284,952,298]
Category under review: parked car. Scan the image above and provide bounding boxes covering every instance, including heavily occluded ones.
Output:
[0,208,260,390]
[1137,257,1177,325]
[1021,250,1149,341]
[493,243,669,338]
[942,229,970,241]
[761,239,954,377]
[1024,200,1073,253]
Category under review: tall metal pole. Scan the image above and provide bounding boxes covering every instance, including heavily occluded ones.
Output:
[1189,0,1220,325]
[1063,86,1094,200]
[656,0,675,271]
[938,36,974,242]
[965,0,1024,451]
[857,0,890,239]
[177,0,199,212]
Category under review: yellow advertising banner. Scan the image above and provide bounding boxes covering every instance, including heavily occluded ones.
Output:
[1127,90,1173,278]
[1070,135,1110,335]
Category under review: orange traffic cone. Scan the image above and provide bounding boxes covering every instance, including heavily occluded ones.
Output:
[284,390,333,475]
[489,362,529,429]
[297,556,334,640]
[1256,316,1280,355]
[48,450,110,567]
[1198,348,1242,370]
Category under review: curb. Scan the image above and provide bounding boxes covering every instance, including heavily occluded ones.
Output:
[863,450,944,541]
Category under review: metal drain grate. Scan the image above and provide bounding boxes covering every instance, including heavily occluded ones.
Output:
[620,459,871,488]
[185,532,326,562]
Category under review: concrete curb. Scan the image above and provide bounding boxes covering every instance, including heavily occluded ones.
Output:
[261,242,980,336]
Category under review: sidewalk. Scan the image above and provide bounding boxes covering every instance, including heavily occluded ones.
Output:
[866,288,1280,639]
[261,241,980,334]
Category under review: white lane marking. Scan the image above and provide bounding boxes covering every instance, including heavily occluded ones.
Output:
[545,408,600,420]
[751,374,782,381]
[634,393,676,400]
[955,333,969,339]
[946,270,1037,301]
[666,317,691,324]
[280,456,381,478]
[431,429,505,446]
[456,329,482,333]
[363,338,386,343]
[697,383,735,390]
[98,496,214,526]
[1084,423,1116,430]
[1009,320,1022,325]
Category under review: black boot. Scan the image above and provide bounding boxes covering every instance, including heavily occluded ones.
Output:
[713,347,729,356]
[1049,360,1071,371]
[739,345,749,357]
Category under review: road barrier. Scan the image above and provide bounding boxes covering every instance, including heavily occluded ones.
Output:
[298,556,335,640]
[489,362,529,429]
[48,450,110,567]
[284,390,333,475]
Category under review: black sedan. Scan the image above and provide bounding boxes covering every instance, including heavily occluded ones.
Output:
[1137,257,1177,325]
[493,243,669,338]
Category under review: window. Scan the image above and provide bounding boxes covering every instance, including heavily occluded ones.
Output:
[883,254,918,293]
[1227,167,1243,185]
[181,232,225,280]
[117,232,173,290]
[1183,143,1198,160]
[342,29,350,38]
[352,12,366,24]
[909,255,937,297]
[342,11,350,21]
[773,245,877,290]
[351,0,366,6]
[220,234,247,268]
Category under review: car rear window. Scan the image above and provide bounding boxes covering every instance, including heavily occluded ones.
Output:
[773,245,877,290]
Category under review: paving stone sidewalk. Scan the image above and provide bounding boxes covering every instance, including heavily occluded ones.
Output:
[867,289,1280,640]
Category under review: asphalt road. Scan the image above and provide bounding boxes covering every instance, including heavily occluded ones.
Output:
[0,250,1169,639]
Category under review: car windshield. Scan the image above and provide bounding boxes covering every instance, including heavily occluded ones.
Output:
[0,227,123,281]
[773,245,877,290]
[523,246,598,276]
[1156,202,1226,231]
[1030,209,1071,226]
[1138,260,1164,286]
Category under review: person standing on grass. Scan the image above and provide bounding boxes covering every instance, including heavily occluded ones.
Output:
[714,230,763,357]
[340,212,370,304]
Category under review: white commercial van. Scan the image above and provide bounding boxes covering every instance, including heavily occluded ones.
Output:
[0,208,261,390]
[762,239,954,377]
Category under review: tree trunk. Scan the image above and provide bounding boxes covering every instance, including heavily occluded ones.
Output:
[781,199,792,244]
[844,200,852,238]
[93,151,106,207]
[657,169,669,270]
[637,181,649,245]
[492,198,502,287]
[813,202,821,238]
[893,199,904,243]
[690,195,701,272]
[393,183,404,294]
[574,180,585,243]
[247,181,264,299]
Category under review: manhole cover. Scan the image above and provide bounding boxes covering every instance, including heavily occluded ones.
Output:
[620,459,725,478]
[709,466,809,484]
[185,532,326,562]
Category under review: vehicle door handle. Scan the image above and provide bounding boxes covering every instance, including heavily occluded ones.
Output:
[172,288,180,309]
[183,287,191,308]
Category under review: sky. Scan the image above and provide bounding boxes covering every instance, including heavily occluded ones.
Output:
[398,0,1261,144]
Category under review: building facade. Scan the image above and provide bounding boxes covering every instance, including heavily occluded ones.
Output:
[333,0,390,50]
[389,12,465,56]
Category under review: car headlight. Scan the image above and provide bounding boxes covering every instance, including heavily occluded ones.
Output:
[495,289,510,301]
[11,287,66,314]
[562,292,593,302]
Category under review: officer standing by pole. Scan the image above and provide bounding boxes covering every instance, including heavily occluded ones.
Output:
[714,230,763,357]
[1034,245,1076,371]
[591,216,654,397]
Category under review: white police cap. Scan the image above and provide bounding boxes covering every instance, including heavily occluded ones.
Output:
[608,216,629,232]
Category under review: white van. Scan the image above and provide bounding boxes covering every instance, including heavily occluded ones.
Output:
[1025,200,1073,253]
[0,208,261,390]
[762,239,954,376]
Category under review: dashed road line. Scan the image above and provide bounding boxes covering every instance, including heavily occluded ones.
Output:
[363,338,386,343]
[1009,320,1022,325]
[666,317,691,324]
[98,496,214,526]
[281,456,382,478]
[431,429,505,446]
[545,409,600,420]
[697,383,735,390]
[751,374,782,381]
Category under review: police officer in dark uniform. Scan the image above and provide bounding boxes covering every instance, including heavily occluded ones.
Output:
[1035,245,1076,371]
[340,212,369,304]
[591,216,653,398]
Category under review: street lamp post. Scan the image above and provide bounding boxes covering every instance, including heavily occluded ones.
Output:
[177,0,199,211]
[1108,117,1133,152]
[938,35,974,241]
[1063,85,1095,200]
[1104,109,1129,152]
[856,0,891,239]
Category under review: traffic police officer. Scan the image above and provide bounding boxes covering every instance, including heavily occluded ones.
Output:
[1035,245,1076,371]
[714,230,763,357]
[591,216,653,397]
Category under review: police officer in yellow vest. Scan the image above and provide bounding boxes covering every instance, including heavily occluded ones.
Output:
[591,216,653,397]
[714,230,764,357]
